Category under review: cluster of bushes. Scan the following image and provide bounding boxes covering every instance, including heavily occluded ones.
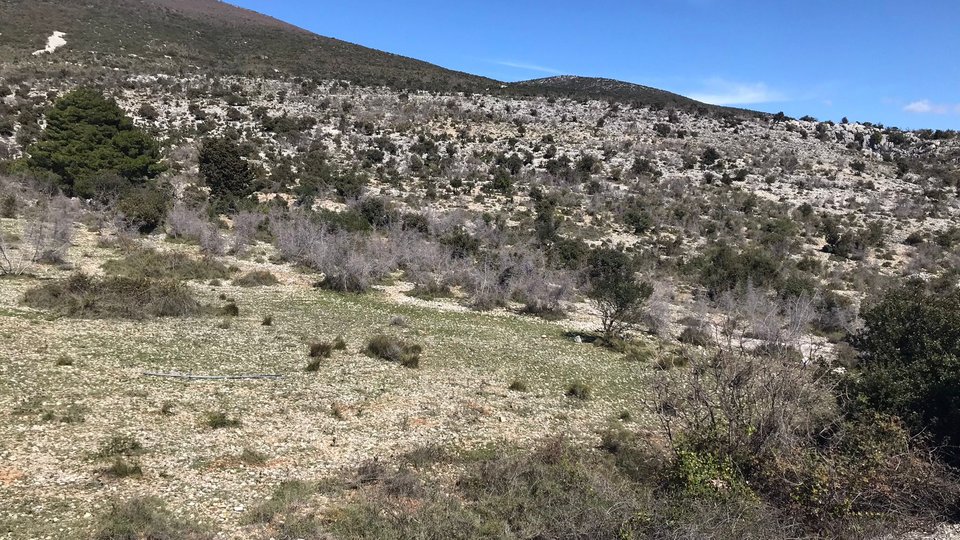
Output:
[268,209,574,315]
[649,344,959,536]
[246,428,947,539]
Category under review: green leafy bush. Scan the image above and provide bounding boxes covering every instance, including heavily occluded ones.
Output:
[116,185,170,233]
[586,248,652,339]
[198,137,256,208]
[848,283,960,460]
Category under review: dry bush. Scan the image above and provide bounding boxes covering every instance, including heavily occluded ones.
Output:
[643,281,674,338]
[308,231,394,292]
[1,194,77,274]
[269,210,324,261]
[95,497,208,540]
[715,286,819,357]
[270,210,396,292]
[102,248,231,281]
[229,211,264,254]
[166,203,224,255]
[507,249,573,317]
[233,270,278,287]
[365,334,421,368]
[464,262,510,311]
[387,230,468,298]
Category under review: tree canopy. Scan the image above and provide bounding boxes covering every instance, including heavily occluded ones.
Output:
[27,88,164,197]
[198,137,256,208]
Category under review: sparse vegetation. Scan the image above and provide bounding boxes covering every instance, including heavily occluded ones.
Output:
[508,379,528,392]
[94,497,207,540]
[103,248,231,281]
[203,411,241,429]
[2,3,960,537]
[565,381,591,400]
[365,334,423,368]
[103,458,143,478]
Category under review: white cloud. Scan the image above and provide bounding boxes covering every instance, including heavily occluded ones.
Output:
[489,60,563,75]
[686,79,786,106]
[903,99,960,115]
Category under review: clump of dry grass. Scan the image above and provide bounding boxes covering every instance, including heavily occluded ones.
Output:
[565,381,591,400]
[103,458,143,478]
[94,497,208,540]
[23,273,200,319]
[233,270,279,287]
[365,334,422,368]
[203,411,241,429]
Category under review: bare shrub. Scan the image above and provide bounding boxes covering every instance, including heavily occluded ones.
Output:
[166,203,224,255]
[229,211,264,254]
[643,281,674,338]
[465,262,510,310]
[270,209,332,259]
[508,250,573,317]
[25,195,77,264]
[270,210,395,292]
[649,343,958,533]
[1,194,77,274]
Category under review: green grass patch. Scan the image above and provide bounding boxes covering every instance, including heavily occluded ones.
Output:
[103,248,231,281]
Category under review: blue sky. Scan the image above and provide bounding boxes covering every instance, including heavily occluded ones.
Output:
[229,0,960,129]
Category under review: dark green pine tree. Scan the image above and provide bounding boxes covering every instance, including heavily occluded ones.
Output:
[198,137,256,208]
[27,88,165,197]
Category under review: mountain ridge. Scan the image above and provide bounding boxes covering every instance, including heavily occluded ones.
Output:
[0,0,753,115]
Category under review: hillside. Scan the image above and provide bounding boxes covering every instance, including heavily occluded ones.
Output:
[0,0,499,92]
[2,1,960,539]
[512,75,759,115]
[0,0,757,114]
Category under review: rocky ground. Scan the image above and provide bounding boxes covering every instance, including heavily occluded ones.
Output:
[0,222,656,539]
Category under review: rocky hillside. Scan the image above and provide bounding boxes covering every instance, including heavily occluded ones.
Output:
[3,1,960,539]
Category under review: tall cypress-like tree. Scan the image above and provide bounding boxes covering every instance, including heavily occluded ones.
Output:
[27,88,164,197]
